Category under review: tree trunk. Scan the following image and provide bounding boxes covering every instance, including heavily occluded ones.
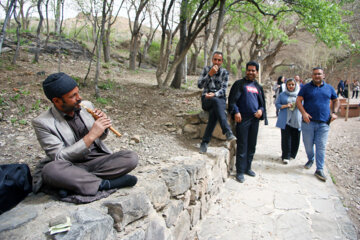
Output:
[128,0,149,70]
[203,18,211,67]
[94,0,107,98]
[103,28,111,63]
[12,1,21,64]
[129,33,139,70]
[208,0,226,64]
[34,0,43,63]
[0,0,16,55]
[170,0,187,89]
[44,0,50,47]
[236,49,244,78]
[54,0,61,35]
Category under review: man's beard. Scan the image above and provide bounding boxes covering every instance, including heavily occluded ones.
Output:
[61,99,82,112]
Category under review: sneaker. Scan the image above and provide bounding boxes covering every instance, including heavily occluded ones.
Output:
[236,173,245,183]
[304,160,313,169]
[314,170,327,182]
[199,142,208,153]
[225,131,237,142]
[282,159,290,165]
[246,169,256,177]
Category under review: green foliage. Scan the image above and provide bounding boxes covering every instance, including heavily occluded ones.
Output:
[148,41,161,63]
[19,105,26,113]
[230,63,238,76]
[187,109,202,115]
[96,97,108,105]
[71,75,82,84]
[32,99,41,111]
[226,0,354,50]
[6,65,15,71]
[18,119,27,125]
[102,63,110,69]
[0,96,6,106]
[98,79,115,90]
[20,90,30,95]
[11,94,21,102]
[293,0,352,48]
[181,79,195,90]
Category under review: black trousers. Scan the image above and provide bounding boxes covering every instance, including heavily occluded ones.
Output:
[281,124,301,160]
[235,117,259,173]
[201,96,231,143]
[352,90,358,99]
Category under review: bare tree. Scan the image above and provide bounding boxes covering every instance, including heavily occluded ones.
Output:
[188,39,202,75]
[103,0,124,63]
[170,0,187,88]
[0,0,16,55]
[33,0,43,63]
[127,0,149,70]
[166,0,223,88]
[207,0,226,64]
[54,0,62,35]
[138,4,159,67]
[12,1,22,64]
[18,0,36,30]
[155,0,176,86]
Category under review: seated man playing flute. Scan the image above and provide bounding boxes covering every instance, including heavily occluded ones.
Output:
[32,72,138,197]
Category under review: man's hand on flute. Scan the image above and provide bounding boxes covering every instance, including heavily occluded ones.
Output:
[93,108,108,119]
[83,113,112,148]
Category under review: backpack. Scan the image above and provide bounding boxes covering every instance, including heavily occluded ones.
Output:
[0,164,32,214]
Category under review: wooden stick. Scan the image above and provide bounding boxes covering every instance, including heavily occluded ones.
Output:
[80,103,122,137]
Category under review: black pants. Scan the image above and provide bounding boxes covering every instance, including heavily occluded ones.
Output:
[281,124,301,160]
[235,116,259,173]
[352,90,358,99]
[201,96,231,143]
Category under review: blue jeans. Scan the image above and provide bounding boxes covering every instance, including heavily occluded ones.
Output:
[301,121,330,170]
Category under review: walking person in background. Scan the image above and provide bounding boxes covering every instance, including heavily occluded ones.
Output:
[275,78,302,164]
[337,79,344,97]
[274,76,286,116]
[228,61,268,183]
[343,80,349,98]
[197,51,236,153]
[352,80,359,99]
[294,75,304,89]
[296,67,339,182]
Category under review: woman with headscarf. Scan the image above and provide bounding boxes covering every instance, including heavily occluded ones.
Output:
[275,78,302,164]
[274,76,286,116]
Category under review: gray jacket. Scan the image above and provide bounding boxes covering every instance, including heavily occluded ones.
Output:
[31,100,112,192]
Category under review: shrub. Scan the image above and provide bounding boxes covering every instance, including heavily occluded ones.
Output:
[148,41,161,63]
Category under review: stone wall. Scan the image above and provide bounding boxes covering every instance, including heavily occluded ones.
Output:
[0,147,232,240]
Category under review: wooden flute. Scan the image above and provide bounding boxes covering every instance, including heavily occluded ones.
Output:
[79,103,122,137]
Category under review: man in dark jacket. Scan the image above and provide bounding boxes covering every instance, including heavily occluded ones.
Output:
[228,61,268,183]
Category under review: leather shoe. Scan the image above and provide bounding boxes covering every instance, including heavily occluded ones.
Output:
[246,169,256,177]
[314,170,327,182]
[225,131,237,142]
[199,142,208,153]
[304,160,313,169]
[236,173,245,183]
